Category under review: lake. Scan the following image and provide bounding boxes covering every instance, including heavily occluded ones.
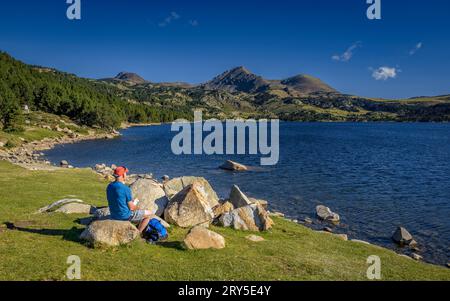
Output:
[43,122,450,266]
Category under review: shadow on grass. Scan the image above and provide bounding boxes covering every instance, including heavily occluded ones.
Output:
[4,222,84,243]
[155,241,186,250]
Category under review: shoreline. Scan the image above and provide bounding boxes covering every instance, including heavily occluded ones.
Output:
[0,130,120,170]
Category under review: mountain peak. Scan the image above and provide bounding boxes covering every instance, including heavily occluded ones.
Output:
[114,72,147,84]
[203,66,269,93]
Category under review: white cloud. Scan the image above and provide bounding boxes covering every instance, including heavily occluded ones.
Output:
[409,42,423,55]
[189,20,199,27]
[371,66,398,81]
[158,12,180,27]
[332,42,362,62]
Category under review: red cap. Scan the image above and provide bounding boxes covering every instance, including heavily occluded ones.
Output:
[114,166,129,178]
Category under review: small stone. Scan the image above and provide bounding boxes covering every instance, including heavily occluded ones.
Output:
[60,160,69,168]
[246,235,265,242]
[304,217,313,224]
[323,227,333,233]
[270,211,285,218]
[335,234,348,241]
[412,253,423,261]
[351,239,371,245]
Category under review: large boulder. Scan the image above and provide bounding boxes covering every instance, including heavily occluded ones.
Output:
[164,182,216,228]
[219,160,248,171]
[316,205,340,223]
[218,204,274,231]
[392,227,414,246]
[80,220,140,247]
[163,176,219,208]
[183,226,225,250]
[130,178,168,216]
[229,185,252,208]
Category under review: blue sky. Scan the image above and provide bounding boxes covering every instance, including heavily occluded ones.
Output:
[0,0,449,98]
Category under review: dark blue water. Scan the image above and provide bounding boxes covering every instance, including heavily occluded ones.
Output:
[44,122,450,266]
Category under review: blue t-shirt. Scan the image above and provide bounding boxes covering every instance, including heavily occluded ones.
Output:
[106,181,133,221]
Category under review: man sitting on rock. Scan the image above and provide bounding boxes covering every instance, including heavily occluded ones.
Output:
[107,166,151,233]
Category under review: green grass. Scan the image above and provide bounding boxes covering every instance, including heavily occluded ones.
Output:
[0,160,449,281]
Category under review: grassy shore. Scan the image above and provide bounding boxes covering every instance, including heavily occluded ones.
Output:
[0,160,449,281]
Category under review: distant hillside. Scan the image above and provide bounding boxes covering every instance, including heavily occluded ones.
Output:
[0,52,191,132]
[201,66,337,95]
[280,74,337,94]
[2,51,450,132]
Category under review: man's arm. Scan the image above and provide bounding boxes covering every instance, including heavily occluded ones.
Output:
[126,186,138,211]
[128,201,138,211]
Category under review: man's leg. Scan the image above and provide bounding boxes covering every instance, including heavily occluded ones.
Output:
[136,210,152,233]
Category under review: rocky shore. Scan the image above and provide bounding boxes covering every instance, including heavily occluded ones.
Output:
[0,130,119,170]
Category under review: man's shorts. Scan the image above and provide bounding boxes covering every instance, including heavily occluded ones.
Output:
[129,210,147,224]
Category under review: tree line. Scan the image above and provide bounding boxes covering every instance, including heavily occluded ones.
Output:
[0,52,191,131]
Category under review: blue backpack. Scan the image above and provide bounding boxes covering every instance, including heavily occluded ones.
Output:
[144,218,168,242]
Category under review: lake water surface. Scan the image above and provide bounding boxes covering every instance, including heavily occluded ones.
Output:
[43,122,450,266]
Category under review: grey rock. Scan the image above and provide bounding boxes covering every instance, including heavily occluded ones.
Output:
[316,205,340,223]
[130,178,168,217]
[218,204,274,231]
[80,220,140,247]
[229,185,252,208]
[54,203,93,214]
[164,182,216,228]
[392,227,414,246]
[163,176,219,208]
[220,160,248,171]
[37,199,84,213]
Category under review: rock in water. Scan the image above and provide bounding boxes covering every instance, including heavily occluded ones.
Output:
[219,160,248,171]
[60,160,69,168]
[229,185,252,208]
[163,176,219,208]
[183,226,225,250]
[246,234,265,242]
[218,204,274,231]
[164,182,216,228]
[54,203,93,214]
[392,227,414,245]
[316,205,340,223]
[130,178,168,216]
[80,220,139,247]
